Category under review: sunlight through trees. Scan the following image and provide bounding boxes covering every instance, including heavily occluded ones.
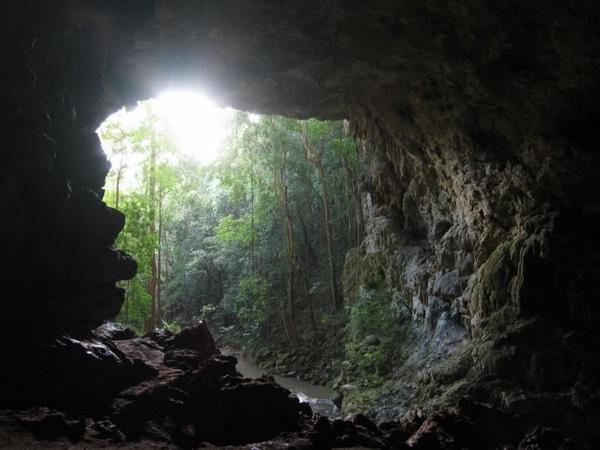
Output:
[98,96,363,346]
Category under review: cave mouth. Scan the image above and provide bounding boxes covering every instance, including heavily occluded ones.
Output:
[3,0,600,447]
[95,88,365,384]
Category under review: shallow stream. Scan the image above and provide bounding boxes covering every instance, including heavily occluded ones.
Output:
[222,348,339,417]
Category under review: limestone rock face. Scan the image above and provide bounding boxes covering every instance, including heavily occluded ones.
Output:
[1,0,600,445]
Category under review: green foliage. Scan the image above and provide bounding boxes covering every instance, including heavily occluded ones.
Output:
[215,215,252,244]
[114,192,156,333]
[98,100,422,421]
[100,102,363,352]
[161,319,182,334]
[119,279,152,335]
[100,102,183,332]
[233,275,274,342]
[345,287,399,380]
[196,303,219,321]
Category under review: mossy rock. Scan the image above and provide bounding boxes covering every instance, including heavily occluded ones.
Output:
[275,351,290,366]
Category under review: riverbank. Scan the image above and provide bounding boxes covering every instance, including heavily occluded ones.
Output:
[221,347,340,417]
[209,319,343,383]
[208,316,399,421]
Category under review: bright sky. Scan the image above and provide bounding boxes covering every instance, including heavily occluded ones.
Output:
[99,90,236,166]
[97,90,262,194]
[154,90,232,164]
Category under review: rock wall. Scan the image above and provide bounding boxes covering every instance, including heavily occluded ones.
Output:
[0,2,152,341]
[344,94,600,431]
[336,1,600,429]
[1,0,600,442]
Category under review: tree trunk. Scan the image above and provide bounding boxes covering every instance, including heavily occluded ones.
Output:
[156,186,163,325]
[301,214,318,332]
[114,155,123,210]
[272,164,298,348]
[301,126,339,313]
[342,153,355,246]
[124,279,131,325]
[354,143,364,243]
[280,297,294,348]
[146,144,158,332]
[281,182,299,346]
[161,215,171,300]
[354,144,363,303]
[249,138,256,275]
[320,163,339,313]
[147,254,157,332]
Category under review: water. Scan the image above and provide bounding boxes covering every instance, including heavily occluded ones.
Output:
[223,348,339,417]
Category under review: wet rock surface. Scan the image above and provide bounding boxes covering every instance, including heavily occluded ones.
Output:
[0,323,301,447]
[0,323,592,449]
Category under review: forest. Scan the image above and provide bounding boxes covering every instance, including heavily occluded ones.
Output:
[98,100,402,406]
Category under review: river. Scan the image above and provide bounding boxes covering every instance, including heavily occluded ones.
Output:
[222,348,340,417]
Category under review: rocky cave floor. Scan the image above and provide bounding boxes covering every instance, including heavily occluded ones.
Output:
[0,323,588,450]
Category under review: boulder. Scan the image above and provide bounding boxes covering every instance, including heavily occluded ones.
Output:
[0,336,153,413]
[143,328,174,346]
[363,335,381,346]
[165,321,220,362]
[406,410,484,450]
[93,322,136,341]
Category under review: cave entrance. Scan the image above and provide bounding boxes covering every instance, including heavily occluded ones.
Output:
[96,90,363,364]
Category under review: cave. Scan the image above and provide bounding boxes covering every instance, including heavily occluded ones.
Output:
[1,1,599,448]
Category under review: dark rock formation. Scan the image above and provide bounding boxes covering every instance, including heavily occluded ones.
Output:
[1,0,600,448]
[0,322,593,448]
[165,320,220,359]
[0,323,398,448]
[93,321,137,341]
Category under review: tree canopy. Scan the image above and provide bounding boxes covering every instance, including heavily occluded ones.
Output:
[99,103,367,351]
